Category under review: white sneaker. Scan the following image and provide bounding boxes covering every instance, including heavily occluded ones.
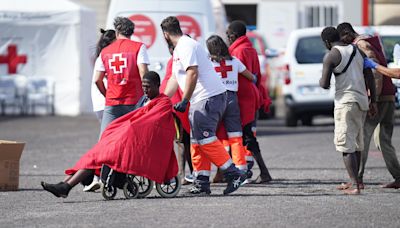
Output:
[83,180,101,192]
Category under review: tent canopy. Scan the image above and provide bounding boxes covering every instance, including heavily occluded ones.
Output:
[0,0,97,115]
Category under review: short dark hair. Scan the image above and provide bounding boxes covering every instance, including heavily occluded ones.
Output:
[337,22,357,35]
[114,17,134,37]
[160,16,183,36]
[228,20,247,37]
[206,35,232,62]
[337,22,358,44]
[143,71,160,86]
[321,27,340,43]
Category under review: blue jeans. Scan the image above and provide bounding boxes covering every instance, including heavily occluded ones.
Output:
[99,105,137,136]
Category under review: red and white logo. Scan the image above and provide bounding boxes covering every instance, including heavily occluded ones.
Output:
[0,44,27,74]
[129,14,156,49]
[176,15,202,41]
[108,53,127,74]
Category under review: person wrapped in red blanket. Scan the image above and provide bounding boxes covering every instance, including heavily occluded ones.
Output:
[41,71,178,198]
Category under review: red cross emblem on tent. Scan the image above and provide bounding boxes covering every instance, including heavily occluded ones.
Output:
[0,44,27,74]
[108,53,127,74]
[214,59,232,78]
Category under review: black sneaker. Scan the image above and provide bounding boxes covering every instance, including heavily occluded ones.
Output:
[188,180,211,195]
[41,181,71,198]
[223,173,247,195]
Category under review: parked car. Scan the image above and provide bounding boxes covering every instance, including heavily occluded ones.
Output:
[279,27,333,126]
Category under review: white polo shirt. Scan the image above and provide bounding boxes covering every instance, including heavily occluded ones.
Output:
[172,36,226,104]
[211,57,247,92]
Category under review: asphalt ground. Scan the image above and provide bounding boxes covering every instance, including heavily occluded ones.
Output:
[0,115,399,228]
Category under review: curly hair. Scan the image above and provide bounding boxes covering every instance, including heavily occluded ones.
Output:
[114,17,134,37]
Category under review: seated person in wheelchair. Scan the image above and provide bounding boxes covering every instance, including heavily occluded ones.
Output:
[41,71,178,198]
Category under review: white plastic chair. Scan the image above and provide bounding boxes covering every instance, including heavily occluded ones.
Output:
[0,76,18,115]
[26,77,55,115]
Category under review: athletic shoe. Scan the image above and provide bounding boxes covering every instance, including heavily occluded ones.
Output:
[223,172,247,195]
[184,174,194,183]
[188,180,211,195]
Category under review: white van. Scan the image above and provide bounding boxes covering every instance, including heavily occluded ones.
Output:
[279,26,400,127]
[106,0,226,77]
[280,27,334,127]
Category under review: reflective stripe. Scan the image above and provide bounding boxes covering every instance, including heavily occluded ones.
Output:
[251,126,257,133]
[224,146,230,152]
[191,139,198,144]
[227,132,242,138]
[193,170,211,177]
[198,136,218,145]
[245,156,254,161]
[219,159,233,170]
[236,165,247,170]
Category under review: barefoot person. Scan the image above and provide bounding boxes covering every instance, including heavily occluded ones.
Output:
[338,22,400,189]
[319,27,377,195]
[41,72,178,198]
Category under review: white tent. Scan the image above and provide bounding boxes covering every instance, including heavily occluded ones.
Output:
[0,0,97,115]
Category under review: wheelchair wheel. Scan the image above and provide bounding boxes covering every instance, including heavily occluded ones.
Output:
[155,176,181,198]
[101,185,117,200]
[133,176,154,198]
[123,176,139,199]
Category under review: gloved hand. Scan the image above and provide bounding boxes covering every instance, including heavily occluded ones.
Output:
[252,74,258,84]
[174,98,189,112]
[364,58,378,69]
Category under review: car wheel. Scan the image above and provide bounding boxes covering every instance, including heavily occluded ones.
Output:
[285,109,298,127]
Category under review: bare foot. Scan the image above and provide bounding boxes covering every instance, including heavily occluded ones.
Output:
[343,188,360,195]
[336,182,352,190]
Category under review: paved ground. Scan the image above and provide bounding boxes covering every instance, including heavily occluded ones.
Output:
[0,115,399,228]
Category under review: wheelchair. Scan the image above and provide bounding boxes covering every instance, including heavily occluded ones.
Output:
[100,164,139,200]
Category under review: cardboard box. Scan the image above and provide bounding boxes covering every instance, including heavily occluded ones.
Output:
[0,140,25,191]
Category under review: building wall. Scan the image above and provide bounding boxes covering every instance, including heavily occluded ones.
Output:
[374,3,400,25]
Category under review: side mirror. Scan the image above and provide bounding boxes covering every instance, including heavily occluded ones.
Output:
[265,48,279,58]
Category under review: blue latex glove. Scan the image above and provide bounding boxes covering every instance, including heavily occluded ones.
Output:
[253,74,258,84]
[174,98,189,112]
[364,58,378,69]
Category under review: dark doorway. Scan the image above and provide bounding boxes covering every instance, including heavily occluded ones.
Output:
[224,4,257,27]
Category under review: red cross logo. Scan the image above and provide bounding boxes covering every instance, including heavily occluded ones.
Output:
[214,59,232,78]
[0,44,27,74]
[108,53,127,74]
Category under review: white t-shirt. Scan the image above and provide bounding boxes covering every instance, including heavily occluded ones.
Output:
[172,36,226,104]
[91,57,107,112]
[95,44,150,72]
[211,57,246,92]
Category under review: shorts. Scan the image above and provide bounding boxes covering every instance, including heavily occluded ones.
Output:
[333,102,367,153]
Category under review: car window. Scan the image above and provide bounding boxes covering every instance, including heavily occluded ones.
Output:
[295,36,327,64]
[381,36,400,63]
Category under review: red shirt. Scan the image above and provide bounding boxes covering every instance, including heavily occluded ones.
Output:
[101,39,143,106]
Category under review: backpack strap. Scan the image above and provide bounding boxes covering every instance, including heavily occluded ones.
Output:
[334,45,357,76]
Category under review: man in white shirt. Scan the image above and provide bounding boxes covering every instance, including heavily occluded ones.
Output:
[161,16,246,195]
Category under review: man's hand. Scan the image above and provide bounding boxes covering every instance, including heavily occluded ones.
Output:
[364,58,378,69]
[174,99,189,112]
[368,102,378,118]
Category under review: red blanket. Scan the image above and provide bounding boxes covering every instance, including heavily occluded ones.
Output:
[65,94,178,184]
[229,36,262,126]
